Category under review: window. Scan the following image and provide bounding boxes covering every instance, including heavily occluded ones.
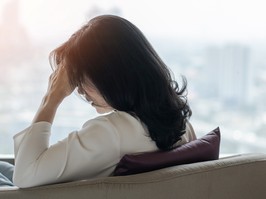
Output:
[0,0,265,155]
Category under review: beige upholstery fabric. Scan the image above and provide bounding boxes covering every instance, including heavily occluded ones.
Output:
[0,153,266,199]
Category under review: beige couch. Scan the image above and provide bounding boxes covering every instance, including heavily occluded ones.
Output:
[0,153,266,199]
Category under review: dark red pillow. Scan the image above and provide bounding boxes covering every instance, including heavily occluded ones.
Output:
[114,127,220,176]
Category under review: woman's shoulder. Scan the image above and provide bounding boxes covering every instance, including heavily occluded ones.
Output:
[82,110,140,128]
[81,110,150,142]
[174,121,196,147]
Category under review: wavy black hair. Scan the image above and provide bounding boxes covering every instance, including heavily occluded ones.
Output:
[50,15,192,150]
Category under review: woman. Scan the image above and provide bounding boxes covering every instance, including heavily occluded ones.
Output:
[2,15,196,188]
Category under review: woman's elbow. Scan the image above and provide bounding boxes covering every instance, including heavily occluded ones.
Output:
[13,169,40,188]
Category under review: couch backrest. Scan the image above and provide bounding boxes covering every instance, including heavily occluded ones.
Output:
[1,153,266,199]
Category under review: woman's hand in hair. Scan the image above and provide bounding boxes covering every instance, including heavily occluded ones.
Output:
[46,67,75,105]
[32,67,75,124]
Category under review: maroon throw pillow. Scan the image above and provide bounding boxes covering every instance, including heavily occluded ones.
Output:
[114,127,220,176]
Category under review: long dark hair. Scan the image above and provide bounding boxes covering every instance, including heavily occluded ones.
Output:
[50,15,192,150]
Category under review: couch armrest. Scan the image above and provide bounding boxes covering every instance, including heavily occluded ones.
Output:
[0,155,14,165]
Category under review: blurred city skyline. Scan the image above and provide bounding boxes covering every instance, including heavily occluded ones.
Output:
[0,0,266,155]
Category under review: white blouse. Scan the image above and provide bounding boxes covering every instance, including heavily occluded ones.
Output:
[13,111,196,188]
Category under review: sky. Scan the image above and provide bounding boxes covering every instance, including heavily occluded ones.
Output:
[1,0,266,44]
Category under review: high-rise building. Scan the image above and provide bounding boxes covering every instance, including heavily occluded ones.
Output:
[0,0,32,65]
[204,44,253,107]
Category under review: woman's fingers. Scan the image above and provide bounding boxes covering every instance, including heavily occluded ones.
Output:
[46,67,75,104]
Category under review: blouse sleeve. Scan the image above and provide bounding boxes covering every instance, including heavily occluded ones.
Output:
[13,119,120,188]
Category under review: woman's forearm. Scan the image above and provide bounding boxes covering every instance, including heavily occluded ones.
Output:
[32,68,74,124]
[32,94,62,124]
